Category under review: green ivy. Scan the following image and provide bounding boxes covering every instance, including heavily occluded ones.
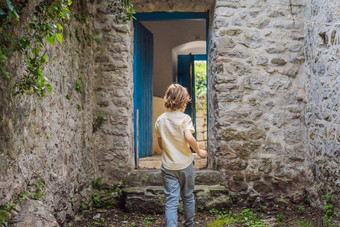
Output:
[0,0,72,97]
[1,0,134,98]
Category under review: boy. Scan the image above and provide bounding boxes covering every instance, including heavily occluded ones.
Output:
[155,83,207,227]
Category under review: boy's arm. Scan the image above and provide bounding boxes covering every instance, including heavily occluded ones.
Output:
[184,130,207,158]
[157,137,163,150]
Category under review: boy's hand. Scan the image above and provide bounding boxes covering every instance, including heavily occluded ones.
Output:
[197,149,207,158]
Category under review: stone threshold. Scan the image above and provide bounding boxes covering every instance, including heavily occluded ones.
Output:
[126,168,223,187]
[138,154,207,170]
[94,169,227,214]
[122,185,229,213]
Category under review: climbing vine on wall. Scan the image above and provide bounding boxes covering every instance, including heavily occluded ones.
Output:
[0,0,135,97]
[0,0,72,97]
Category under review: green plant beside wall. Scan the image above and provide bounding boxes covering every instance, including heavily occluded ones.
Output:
[1,0,135,97]
[0,181,45,225]
[0,0,72,97]
[93,114,106,133]
[321,194,336,226]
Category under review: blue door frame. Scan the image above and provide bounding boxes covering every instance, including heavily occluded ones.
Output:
[133,12,209,165]
[133,21,154,160]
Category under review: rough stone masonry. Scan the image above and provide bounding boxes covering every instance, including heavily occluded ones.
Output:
[208,0,310,205]
[0,0,97,224]
[0,0,339,225]
[304,0,340,207]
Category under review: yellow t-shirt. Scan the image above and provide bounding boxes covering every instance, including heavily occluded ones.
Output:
[155,110,195,170]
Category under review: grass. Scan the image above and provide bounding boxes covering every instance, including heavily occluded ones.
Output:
[207,208,265,227]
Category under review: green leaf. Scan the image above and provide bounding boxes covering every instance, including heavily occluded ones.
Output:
[56,33,62,44]
[57,24,63,32]
[64,7,70,20]
[68,1,73,6]
[0,8,6,15]
[6,0,14,11]
[46,35,55,46]
[13,10,19,21]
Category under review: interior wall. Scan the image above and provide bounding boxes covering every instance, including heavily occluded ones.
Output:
[141,20,206,97]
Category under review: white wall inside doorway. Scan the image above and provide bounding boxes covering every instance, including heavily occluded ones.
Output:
[141,20,206,97]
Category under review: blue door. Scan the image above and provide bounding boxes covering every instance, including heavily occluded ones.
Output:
[133,21,154,159]
[178,54,196,136]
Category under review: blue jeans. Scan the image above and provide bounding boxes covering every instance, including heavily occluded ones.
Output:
[161,162,195,227]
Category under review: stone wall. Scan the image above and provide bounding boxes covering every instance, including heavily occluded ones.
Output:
[304,0,340,208]
[1,0,339,223]
[208,0,310,205]
[91,1,135,187]
[196,97,208,150]
[0,1,97,224]
[132,0,215,13]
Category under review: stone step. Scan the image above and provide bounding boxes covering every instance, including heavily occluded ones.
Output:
[138,154,207,170]
[126,169,223,187]
[122,185,230,213]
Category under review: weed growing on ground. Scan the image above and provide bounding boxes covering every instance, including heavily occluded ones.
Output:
[321,194,336,227]
[298,220,314,227]
[209,208,219,215]
[297,205,305,215]
[93,197,101,208]
[217,208,230,220]
[115,187,123,196]
[207,208,265,227]
[0,183,45,225]
[80,202,88,211]
[276,212,284,223]
[144,216,153,227]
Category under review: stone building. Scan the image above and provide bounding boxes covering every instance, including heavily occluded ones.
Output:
[0,0,339,225]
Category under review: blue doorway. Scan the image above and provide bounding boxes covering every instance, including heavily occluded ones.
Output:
[133,12,209,165]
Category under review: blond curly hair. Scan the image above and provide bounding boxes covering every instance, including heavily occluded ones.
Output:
[164,84,191,111]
